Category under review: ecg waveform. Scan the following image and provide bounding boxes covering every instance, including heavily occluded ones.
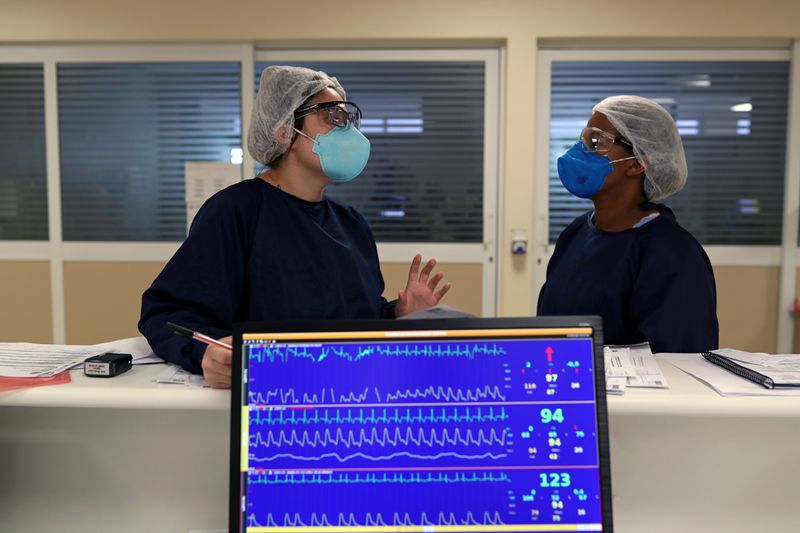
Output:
[384,385,507,403]
[251,406,510,426]
[250,385,507,406]
[250,387,369,405]
[246,467,605,528]
[250,471,512,485]
[250,342,507,364]
[251,426,509,449]
[248,511,507,528]
[250,450,508,464]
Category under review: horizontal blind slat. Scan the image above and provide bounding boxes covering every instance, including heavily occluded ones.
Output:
[548,60,790,245]
[0,64,48,240]
[59,62,242,242]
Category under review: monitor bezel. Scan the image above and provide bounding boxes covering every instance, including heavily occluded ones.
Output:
[229,315,612,532]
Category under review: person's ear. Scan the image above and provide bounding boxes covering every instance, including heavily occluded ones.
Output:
[274,122,295,147]
[625,157,645,178]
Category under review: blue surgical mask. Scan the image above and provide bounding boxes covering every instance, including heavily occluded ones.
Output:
[295,124,371,182]
[557,141,637,199]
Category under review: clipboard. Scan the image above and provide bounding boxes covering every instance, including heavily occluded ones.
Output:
[702,351,800,389]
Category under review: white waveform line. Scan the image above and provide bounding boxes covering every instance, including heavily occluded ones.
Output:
[250,384,507,406]
[310,513,334,527]
[250,387,370,405]
[363,512,389,527]
[260,511,506,527]
[250,450,508,463]
[252,426,509,449]
[385,384,507,402]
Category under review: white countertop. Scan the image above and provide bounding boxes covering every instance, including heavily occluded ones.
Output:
[607,354,800,418]
[3,356,800,417]
[3,355,799,533]
[0,363,230,410]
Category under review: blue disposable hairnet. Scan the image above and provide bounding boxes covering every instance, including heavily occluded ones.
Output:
[593,95,688,201]
[247,66,345,165]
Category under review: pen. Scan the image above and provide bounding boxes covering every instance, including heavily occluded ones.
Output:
[167,322,232,351]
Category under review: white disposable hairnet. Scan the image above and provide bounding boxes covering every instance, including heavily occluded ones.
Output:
[247,66,345,165]
[593,95,688,201]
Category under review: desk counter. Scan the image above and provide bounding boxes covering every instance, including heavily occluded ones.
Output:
[5,356,799,416]
[2,358,799,532]
[0,363,228,410]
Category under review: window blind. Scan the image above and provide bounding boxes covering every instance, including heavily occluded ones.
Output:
[58,62,241,241]
[0,64,48,240]
[549,60,790,245]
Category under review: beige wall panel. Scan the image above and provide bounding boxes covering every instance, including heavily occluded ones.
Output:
[1,0,798,42]
[0,261,52,343]
[61,261,480,344]
[63,262,164,344]
[714,266,778,353]
[22,261,786,350]
[381,262,483,317]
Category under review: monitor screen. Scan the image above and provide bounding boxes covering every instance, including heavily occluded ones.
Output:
[230,317,612,532]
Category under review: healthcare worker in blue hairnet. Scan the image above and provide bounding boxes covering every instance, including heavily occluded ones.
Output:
[140,66,450,388]
[537,95,718,353]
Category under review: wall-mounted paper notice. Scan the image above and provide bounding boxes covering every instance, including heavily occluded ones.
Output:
[184,161,242,233]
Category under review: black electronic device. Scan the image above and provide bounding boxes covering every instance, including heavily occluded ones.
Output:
[84,352,133,377]
[229,316,614,533]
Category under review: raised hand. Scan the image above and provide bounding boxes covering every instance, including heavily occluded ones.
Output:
[395,254,451,318]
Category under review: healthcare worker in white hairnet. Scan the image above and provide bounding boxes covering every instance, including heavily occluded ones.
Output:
[140,66,451,388]
[537,95,718,353]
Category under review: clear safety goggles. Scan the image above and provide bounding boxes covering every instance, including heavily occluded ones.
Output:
[294,100,362,129]
[580,127,634,154]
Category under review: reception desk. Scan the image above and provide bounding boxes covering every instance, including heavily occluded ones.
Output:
[1,357,799,533]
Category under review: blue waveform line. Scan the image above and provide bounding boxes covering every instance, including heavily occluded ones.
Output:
[249,384,507,405]
[250,451,508,463]
[251,406,510,426]
[249,511,506,527]
[251,426,509,449]
[250,471,512,485]
[250,342,507,364]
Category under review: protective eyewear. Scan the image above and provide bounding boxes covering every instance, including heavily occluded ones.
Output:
[294,100,362,129]
[580,127,634,154]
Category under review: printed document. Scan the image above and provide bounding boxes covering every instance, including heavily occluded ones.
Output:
[0,343,106,377]
[604,342,669,394]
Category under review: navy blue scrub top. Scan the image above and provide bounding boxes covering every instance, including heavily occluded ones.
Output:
[139,178,396,373]
[537,205,719,353]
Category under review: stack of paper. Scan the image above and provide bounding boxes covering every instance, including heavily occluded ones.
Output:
[0,343,107,378]
[663,349,800,397]
[603,343,669,395]
[713,348,800,384]
[154,365,209,388]
[0,336,161,384]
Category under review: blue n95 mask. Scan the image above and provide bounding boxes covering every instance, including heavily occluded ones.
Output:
[295,124,371,182]
[557,141,637,199]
